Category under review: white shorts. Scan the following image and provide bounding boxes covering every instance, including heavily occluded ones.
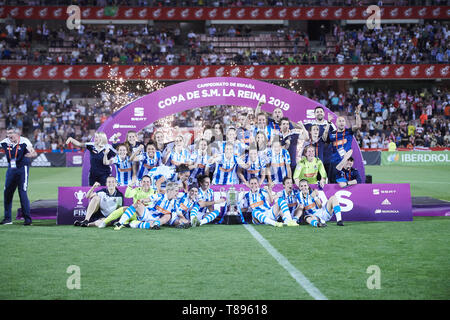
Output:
[139,207,163,222]
[312,205,332,223]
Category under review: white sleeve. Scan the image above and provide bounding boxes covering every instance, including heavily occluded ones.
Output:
[21,137,33,149]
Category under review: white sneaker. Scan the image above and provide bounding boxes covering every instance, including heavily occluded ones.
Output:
[97,221,106,228]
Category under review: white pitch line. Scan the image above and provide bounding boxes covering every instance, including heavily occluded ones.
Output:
[244,224,328,300]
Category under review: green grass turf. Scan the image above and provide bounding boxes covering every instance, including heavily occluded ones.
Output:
[0,166,449,300]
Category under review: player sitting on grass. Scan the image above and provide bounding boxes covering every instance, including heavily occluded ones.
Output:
[127,182,180,230]
[274,176,303,226]
[98,175,154,229]
[74,176,123,227]
[190,174,226,227]
[240,177,284,228]
[296,179,344,227]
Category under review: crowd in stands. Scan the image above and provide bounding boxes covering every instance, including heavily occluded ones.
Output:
[1,20,449,65]
[1,86,449,152]
[4,1,446,8]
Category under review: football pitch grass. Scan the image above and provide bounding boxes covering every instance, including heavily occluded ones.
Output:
[0,166,449,300]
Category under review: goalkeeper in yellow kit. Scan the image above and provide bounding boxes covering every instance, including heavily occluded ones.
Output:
[293,145,328,187]
[97,175,155,228]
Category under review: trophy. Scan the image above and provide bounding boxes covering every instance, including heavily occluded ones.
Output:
[219,186,246,224]
[74,190,86,205]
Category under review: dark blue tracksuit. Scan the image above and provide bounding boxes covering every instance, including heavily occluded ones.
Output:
[1,137,32,223]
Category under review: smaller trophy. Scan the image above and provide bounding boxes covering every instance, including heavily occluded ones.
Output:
[74,190,86,206]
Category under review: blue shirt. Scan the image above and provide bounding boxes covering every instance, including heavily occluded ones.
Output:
[326,128,354,164]
[86,142,115,175]
[1,137,32,169]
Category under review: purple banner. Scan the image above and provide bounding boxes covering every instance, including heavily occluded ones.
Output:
[57,183,412,225]
[66,151,84,167]
[82,77,366,185]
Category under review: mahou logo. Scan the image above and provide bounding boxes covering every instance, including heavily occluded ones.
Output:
[53,8,62,18]
[395,66,405,77]
[33,67,43,78]
[335,66,345,78]
[24,8,34,18]
[200,67,210,77]
[292,9,301,18]
[275,66,284,78]
[278,9,287,18]
[251,9,259,18]
[124,67,135,78]
[432,7,440,17]
[208,8,217,18]
[365,66,375,77]
[404,8,412,17]
[108,67,119,78]
[82,8,91,18]
[181,9,189,18]
[390,8,399,17]
[155,67,165,78]
[306,9,315,18]
[167,8,176,18]
[418,8,427,17]
[170,67,180,78]
[195,9,204,18]
[320,8,329,18]
[39,8,48,18]
[2,67,11,77]
[94,67,104,78]
[48,67,58,78]
[10,8,19,17]
[223,9,231,18]
[260,67,270,78]
[320,66,330,77]
[230,67,240,77]
[305,67,315,77]
[140,67,150,78]
[96,8,104,18]
[440,66,449,77]
[245,67,255,77]
[410,66,420,77]
[17,67,27,78]
[380,66,390,77]
[425,66,435,76]
[108,66,119,78]
[215,67,225,77]
[350,66,360,77]
[290,66,300,78]
[348,8,356,18]
[264,9,273,18]
[79,67,89,78]
[237,9,245,18]
[139,8,147,18]
[64,66,74,78]
[185,67,195,78]
[153,8,161,18]
[334,8,342,18]
[124,8,134,18]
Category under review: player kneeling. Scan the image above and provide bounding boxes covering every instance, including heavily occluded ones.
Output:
[127,182,180,230]
[240,177,288,228]
[297,179,344,227]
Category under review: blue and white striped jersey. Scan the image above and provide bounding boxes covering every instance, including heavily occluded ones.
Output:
[277,189,301,216]
[211,154,244,185]
[137,151,162,180]
[166,148,191,167]
[112,155,133,186]
[267,148,291,184]
[177,193,199,220]
[189,151,210,183]
[240,189,272,212]
[242,156,266,182]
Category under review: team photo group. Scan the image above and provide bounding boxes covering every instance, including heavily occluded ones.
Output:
[3,99,362,230]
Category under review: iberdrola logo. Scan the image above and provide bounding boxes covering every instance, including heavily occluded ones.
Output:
[387,153,400,162]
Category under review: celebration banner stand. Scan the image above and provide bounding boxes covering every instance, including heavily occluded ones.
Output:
[81,77,366,185]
